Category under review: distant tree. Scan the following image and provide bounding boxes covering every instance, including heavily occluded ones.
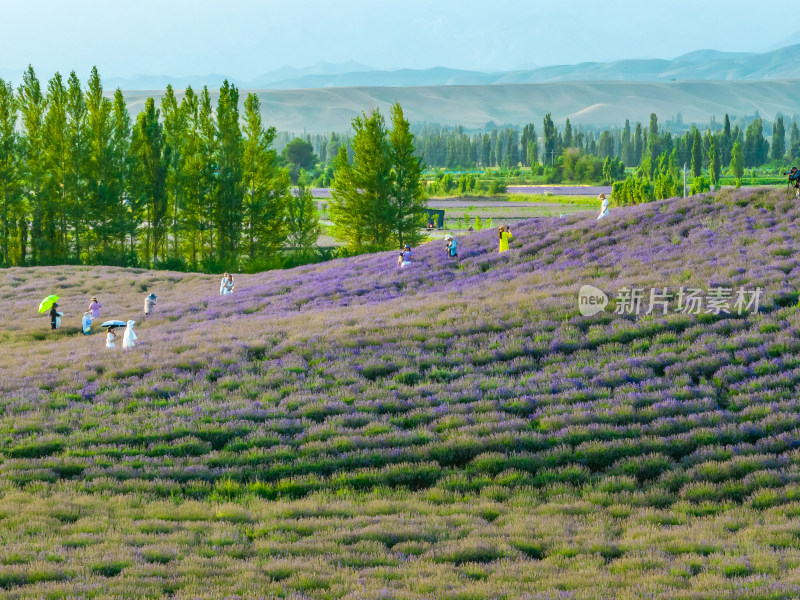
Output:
[527,140,538,167]
[649,113,658,136]
[720,114,732,165]
[691,128,703,177]
[543,113,557,165]
[791,121,800,147]
[743,118,769,167]
[772,116,786,161]
[67,72,89,260]
[621,119,632,165]
[708,139,721,188]
[282,137,317,183]
[633,122,644,165]
[286,176,320,253]
[563,118,573,148]
[730,141,745,182]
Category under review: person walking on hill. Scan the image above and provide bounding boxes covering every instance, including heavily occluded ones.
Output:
[444,234,458,258]
[398,244,413,268]
[88,296,102,320]
[498,226,513,253]
[597,193,610,220]
[144,292,157,316]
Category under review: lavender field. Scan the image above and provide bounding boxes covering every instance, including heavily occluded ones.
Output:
[3,188,800,599]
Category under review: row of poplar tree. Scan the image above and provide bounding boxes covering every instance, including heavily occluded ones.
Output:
[0,67,320,270]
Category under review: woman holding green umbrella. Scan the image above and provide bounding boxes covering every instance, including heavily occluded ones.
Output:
[49,303,62,330]
[39,295,61,330]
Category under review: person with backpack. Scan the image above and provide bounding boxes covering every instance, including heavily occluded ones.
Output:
[444,234,458,258]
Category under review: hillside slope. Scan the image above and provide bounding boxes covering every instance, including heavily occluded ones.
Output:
[2,188,800,598]
[122,79,800,131]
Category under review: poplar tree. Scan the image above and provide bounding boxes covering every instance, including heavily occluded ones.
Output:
[0,79,20,266]
[197,86,218,262]
[241,92,289,261]
[67,72,88,260]
[621,120,632,166]
[86,67,114,257]
[42,72,69,260]
[17,66,47,263]
[709,139,721,188]
[542,113,557,165]
[771,117,786,161]
[130,98,168,266]
[330,108,393,251]
[109,88,132,256]
[388,102,426,247]
[691,129,703,177]
[215,81,243,265]
[161,84,188,260]
[730,141,745,183]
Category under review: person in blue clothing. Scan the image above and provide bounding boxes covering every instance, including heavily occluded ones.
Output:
[397,244,413,268]
[444,234,458,258]
[787,167,800,198]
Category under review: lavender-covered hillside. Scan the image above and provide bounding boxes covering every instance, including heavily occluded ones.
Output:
[2,188,800,599]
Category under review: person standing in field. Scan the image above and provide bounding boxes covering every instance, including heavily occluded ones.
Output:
[397,244,413,268]
[49,303,61,330]
[144,293,157,316]
[81,311,93,335]
[88,296,102,320]
[498,226,513,253]
[123,320,138,349]
[597,193,610,220]
[444,234,458,258]
[220,273,234,295]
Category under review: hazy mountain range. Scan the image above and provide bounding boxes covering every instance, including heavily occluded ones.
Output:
[3,44,800,132]
[3,44,800,90]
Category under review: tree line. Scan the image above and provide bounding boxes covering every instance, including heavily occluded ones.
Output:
[0,67,320,270]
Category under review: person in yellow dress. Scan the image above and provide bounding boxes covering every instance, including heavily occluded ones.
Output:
[498,226,513,253]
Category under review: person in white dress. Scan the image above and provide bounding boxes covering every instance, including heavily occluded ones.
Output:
[597,193,610,220]
[106,327,117,349]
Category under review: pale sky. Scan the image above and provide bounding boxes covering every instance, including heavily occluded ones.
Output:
[0,0,790,79]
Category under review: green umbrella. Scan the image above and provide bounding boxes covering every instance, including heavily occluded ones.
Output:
[38,295,60,313]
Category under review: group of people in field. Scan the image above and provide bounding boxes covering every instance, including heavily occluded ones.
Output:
[46,292,158,351]
[396,192,611,267]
